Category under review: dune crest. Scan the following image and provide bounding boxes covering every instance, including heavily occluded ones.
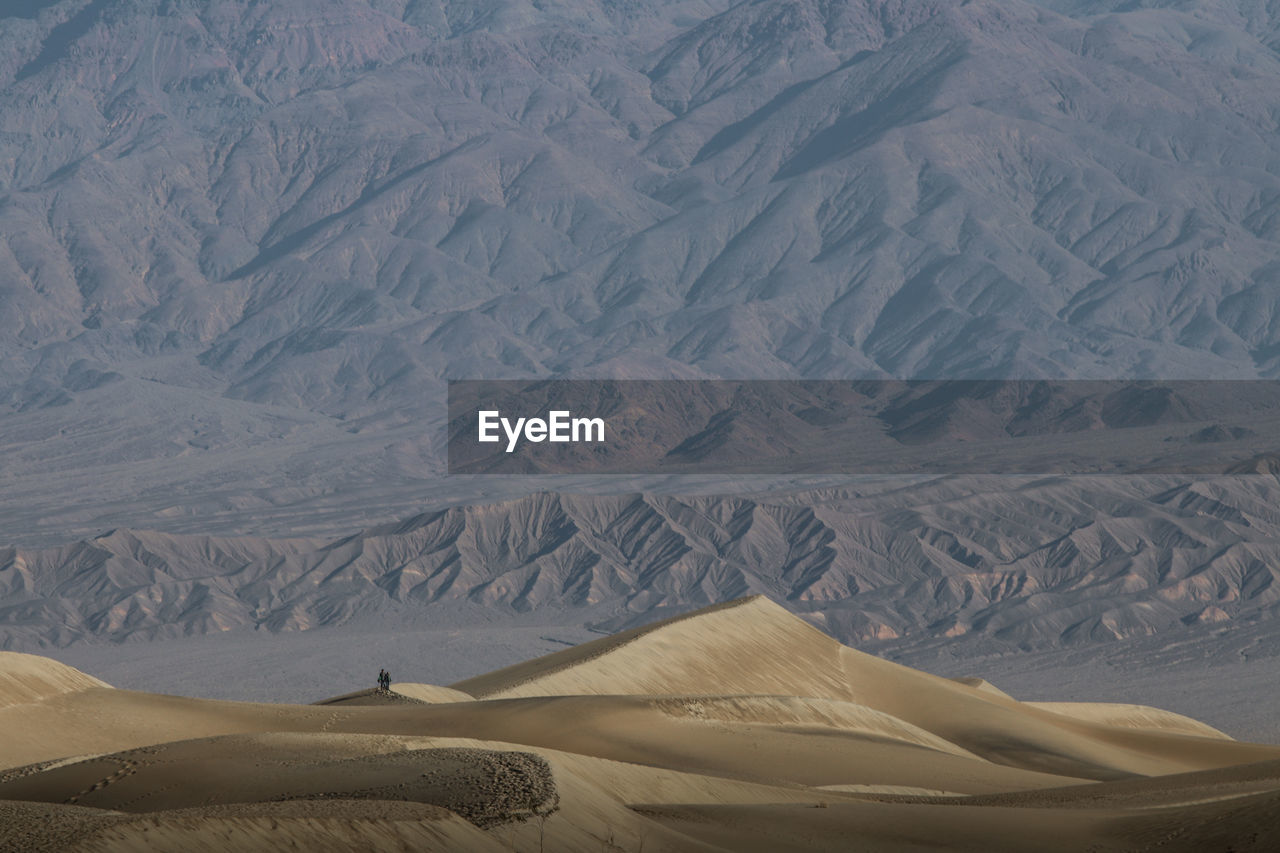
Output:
[1026,702,1232,740]
[453,596,858,700]
[314,684,473,706]
[389,684,474,704]
[0,652,109,710]
[950,677,1013,699]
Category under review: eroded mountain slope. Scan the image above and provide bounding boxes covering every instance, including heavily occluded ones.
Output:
[1,0,1279,536]
[5,477,1280,655]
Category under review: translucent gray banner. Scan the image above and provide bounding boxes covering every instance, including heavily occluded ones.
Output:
[447,380,1280,475]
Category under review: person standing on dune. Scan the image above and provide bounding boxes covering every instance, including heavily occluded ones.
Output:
[378,668,387,691]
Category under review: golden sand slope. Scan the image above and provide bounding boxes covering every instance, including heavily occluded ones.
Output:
[390,683,474,703]
[0,652,108,709]
[455,596,1277,779]
[2,596,1278,852]
[1024,701,1231,739]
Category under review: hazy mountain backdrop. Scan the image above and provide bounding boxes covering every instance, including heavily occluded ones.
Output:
[2,0,1280,654]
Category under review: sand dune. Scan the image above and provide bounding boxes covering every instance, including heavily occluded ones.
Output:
[2,596,1278,851]
[456,596,1278,780]
[6,800,509,853]
[314,684,474,706]
[0,735,558,826]
[0,652,108,710]
[1025,701,1232,740]
[949,677,1012,699]
[0,689,1076,795]
[390,684,474,704]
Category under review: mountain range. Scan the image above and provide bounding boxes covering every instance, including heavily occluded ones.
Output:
[3,0,1280,537]
[3,0,1280,660]
[5,476,1280,658]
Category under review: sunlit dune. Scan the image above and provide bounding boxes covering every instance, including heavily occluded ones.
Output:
[2,597,1277,851]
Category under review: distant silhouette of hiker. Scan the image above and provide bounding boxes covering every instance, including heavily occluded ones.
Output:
[378,668,387,691]
[383,670,392,691]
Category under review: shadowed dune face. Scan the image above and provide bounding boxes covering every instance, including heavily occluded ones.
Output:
[0,799,509,853]
[0,738,558,828]
[2,596,1279,851]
